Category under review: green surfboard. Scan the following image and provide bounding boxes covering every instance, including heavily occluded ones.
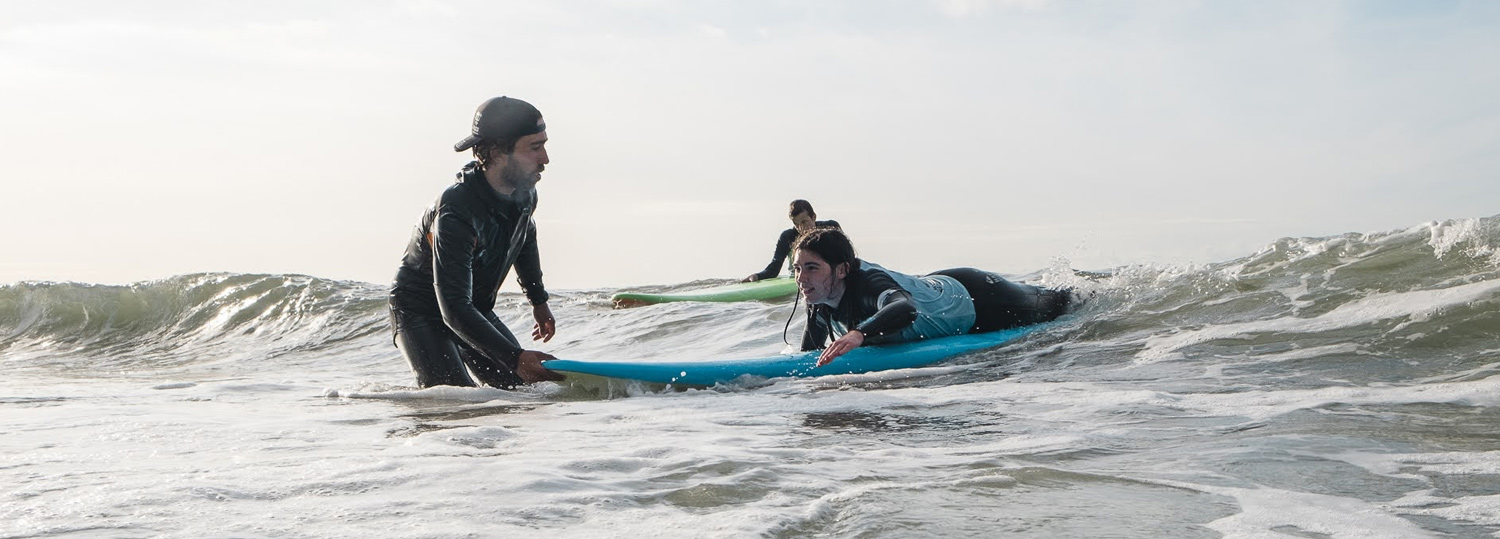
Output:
[612,278,797,308]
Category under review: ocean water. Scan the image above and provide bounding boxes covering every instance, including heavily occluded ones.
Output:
[3,216,1500,538]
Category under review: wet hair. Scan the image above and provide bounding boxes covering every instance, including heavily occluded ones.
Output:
[788,199,816,219]
[792,227,859,274]
[473,137,522,168]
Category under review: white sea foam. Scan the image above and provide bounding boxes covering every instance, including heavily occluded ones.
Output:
[1428,217,1500,265]
[1136,279,1500,362]
[1389,491,1500,528]
[1199,486,1442,539]
[6,218,1500,537]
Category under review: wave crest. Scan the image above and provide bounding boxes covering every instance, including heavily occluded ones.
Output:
[0,273,388,375]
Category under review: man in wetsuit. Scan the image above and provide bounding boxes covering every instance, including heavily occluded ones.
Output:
[388,96,565,388]
[742,199,841,282]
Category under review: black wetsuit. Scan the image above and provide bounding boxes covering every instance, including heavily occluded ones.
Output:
[802,262,1069,351]
[388,162,548,388]
[751,220,841,280]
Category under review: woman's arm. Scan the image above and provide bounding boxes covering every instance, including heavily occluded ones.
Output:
[815,270,917,365]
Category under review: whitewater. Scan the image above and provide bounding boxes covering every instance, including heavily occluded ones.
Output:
[3,216,1499,538]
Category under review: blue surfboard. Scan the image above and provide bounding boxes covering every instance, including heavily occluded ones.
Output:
[544,322,1052,386]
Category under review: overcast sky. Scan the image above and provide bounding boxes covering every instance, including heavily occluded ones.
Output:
[2,0,1497,289]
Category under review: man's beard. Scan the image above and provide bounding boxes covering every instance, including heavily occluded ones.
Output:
[500,160,540,192]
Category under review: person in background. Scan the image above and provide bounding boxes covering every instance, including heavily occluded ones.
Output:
[792,228,1072,366]
[387,96,565,388]
[742,199,841,282]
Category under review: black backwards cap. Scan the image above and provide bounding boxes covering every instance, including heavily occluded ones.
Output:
[454,96,546,152]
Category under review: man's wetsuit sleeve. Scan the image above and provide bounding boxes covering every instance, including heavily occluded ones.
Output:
[851,270,918,339]
[431,209,524,370]
[754,228,800,280]
[513,219,549,306]
[801,305,829,351]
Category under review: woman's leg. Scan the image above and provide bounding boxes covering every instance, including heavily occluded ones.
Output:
[930,268,1071,333]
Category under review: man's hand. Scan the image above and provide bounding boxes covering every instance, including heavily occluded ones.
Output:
[741,273,762,283]
[531,303,556,342]
[816,330,864,367]
[516,350,565,383]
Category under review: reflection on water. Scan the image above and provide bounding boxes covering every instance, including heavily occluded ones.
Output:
[398,403,540,422]
[798,410,985,435]
[386,422,474,438]
[381,403,542,438]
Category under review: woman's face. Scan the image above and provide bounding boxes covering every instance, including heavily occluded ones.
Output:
[794,248,847,304]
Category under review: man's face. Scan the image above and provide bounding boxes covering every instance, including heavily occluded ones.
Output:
[791,211,816,233]
[498,131,549,191]
[794,248,847,304]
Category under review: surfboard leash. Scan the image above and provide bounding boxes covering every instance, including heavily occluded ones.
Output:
[781,291,801,346]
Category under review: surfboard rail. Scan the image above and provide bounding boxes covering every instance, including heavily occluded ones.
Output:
[545,322,1052,386]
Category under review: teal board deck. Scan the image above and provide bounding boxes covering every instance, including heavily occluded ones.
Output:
[545,323,1050,386]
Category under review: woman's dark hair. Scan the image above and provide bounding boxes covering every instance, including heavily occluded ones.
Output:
[473,137,522,168]
[788,199,816,219]
[792,227,859,273]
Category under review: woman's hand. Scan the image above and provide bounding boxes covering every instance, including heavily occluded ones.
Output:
[816,330,864,367]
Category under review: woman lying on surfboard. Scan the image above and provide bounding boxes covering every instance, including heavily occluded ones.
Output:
[794,228,1071,366]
